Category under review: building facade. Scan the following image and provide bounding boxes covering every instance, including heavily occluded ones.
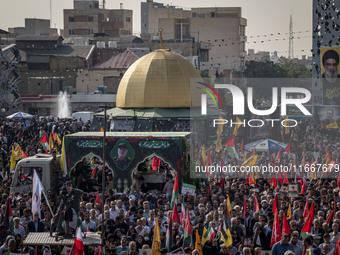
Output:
[8,18,58,36]
[141,1,247,73]
[64,0,133,38]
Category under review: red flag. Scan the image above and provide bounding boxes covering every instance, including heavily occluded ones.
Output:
[282,214,291,235]
[270,176,277,188]
[335,238,340,255]
[207,150,212,165]
[157,158,162,170]
[220,158,224,168]
[283,172,288,184]
[242,196,247,219]
[301,203,315,238]
[272,194,278,215]
[254,195,260,212]
[71,227,84,255]
[283,142,291,153]
[170,173,179,209]
[301,182,305,195]
[326,209,335,224]
[303,198,309,218]
[337,173,340,192]
[275,149,282,161]
[152,156,157,170]
[224,136,235,147]
[172,202,180,224]
[95,191,101,211]
[321,120,324,129]
[240,140,244,151]
[270,211,282,247]
[20,147,28,158]
[206,184,210,199]
[219,178,224,190]
[184,208,193,243]
[91,166,97,178]
[17,130,21,138]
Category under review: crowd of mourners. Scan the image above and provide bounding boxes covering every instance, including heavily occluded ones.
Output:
[0,116,339,255]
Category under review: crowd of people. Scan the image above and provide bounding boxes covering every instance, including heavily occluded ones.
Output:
[0,116,339,254]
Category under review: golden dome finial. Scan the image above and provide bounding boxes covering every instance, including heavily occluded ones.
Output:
[159,28,164,49]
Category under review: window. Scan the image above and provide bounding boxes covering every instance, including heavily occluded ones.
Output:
[88,16,94,22]
[88,29,93,35]
[126,17,131,22]
[210,12,215,18]
[69,29,74,35]
[69,16,75,22]
[94,2,99,8]
[240,26,245,36]
[192,12,196,18]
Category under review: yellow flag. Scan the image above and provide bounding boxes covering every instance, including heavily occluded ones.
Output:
[49,133,54,152]
[221,228,233,247]
[326,121,339,129]
[151,218,161,255]
[201,227,209,246]
[233,116,242,136]
[287,203,292,219]
[100,127,104,132]
[227,194,232,213]
[195,229,203,255]
[284,116,290,134]
[60,136,67,175]
[10,146,16,170]
[54,133,62,146]
[216,135,222,153]
[217,116,224,136]
[241,155,258,167]
[13,144,22,161]
[201,145,206,165]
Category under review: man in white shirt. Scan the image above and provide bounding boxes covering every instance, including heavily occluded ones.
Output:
[13,217,26,238]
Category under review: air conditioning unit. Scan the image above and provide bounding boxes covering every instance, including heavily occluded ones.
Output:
[97,86,107,94]
[108,41,117,48]
[96,41,105,49]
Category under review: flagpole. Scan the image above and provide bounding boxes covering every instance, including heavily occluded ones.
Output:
[101,105,107,255]
[42,190,55,217]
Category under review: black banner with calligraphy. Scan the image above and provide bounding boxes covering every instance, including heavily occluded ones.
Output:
[64,132,189,190]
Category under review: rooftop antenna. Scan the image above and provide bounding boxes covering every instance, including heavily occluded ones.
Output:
[50,0,52,28]
[288,15,294,59]
[159,28,164,49]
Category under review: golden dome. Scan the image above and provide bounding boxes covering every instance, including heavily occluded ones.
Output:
[116,49,202,108]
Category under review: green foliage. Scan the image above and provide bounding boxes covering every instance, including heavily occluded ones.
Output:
[245,60,311,78]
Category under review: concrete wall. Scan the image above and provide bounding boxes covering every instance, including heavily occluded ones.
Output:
[10,19,55,36]
[74,0,99,10]
[141,1,191,40]
[64,9,133,37]
[76,68,121,93]
[190,8,247,72]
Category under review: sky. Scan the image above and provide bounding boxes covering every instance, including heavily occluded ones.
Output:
[0,0,312,58]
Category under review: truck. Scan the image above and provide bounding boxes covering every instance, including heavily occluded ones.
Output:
[71,111,94,123]
[10,154,59,195]
[10,132,189,194]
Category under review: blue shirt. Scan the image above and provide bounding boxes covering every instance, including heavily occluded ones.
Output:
[272,241,294,255]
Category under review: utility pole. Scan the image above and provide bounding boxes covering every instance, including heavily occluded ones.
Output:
[100,105,108,254]
[288,15,294,59]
